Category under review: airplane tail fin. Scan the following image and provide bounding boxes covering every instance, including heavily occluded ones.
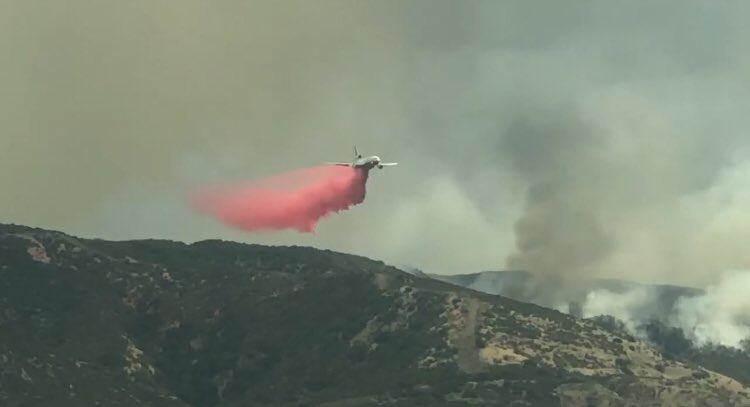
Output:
[354,145,361,158]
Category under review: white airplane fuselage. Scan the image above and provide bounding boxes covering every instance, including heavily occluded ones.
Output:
[327,147,397,170]
[353,155,383,170]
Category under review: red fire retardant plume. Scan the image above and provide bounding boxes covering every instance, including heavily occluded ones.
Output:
[190,165,369,233]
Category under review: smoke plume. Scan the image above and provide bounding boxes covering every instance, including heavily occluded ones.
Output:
[190,166,368,233]
[496,109,616,304]
[5,1,750,283]
[570,269,750,349]
[580,286,658,334]
[671,270,750,348]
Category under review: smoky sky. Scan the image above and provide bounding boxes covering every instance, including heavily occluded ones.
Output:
[3,1,750,286]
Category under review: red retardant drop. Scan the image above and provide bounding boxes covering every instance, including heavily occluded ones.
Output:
[190,165,369,233]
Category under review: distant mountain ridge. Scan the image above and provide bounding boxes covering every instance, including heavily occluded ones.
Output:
[429,270,703,319]
[429,270,703,298]
[1,223,748,406]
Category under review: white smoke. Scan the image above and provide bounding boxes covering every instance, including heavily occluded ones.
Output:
[580,286,656,333]
[579,270,750,349]
[671,269,750,348]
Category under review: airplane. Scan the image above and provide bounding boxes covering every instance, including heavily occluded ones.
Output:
[327,146,398,170]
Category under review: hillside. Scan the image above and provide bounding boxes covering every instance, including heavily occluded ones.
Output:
[0,224,748,406]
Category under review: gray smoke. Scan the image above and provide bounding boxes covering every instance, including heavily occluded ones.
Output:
[495,109,616,305]
[3,1,750,295]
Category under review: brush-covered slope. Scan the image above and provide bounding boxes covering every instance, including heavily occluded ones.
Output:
[0,224,748,406]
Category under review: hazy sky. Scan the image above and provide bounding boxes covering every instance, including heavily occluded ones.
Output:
[3,1,750,285]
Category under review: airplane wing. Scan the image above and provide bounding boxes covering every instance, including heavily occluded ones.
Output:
[325,162,352,167]
[379,162,398,166]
